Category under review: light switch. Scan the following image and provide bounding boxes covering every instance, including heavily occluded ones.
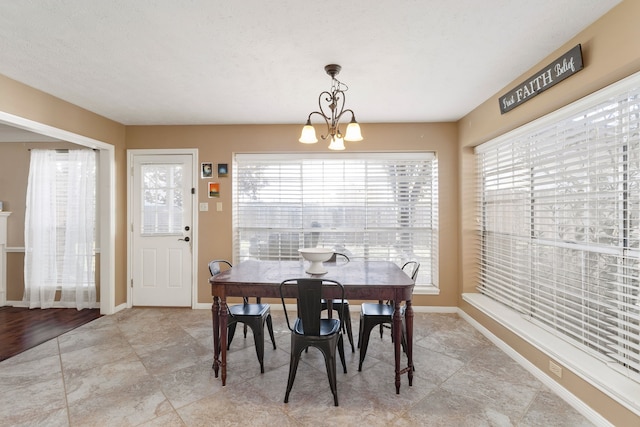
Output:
[199,202,209,212]
[216,202,223,212]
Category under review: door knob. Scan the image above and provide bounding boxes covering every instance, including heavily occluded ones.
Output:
[179,236,190,242]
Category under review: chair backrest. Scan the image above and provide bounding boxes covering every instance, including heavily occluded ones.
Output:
[209,260,253,305]
[402,261,420,282]
[280,278,344,336]
[328,252,350,263]
[208,259,233,276]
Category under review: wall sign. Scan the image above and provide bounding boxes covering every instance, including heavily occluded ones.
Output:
[499,44,583,114]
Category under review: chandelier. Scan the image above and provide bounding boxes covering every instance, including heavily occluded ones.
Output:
[299,64,363,150]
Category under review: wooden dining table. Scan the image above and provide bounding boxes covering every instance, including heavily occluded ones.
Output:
[210,259,415,393]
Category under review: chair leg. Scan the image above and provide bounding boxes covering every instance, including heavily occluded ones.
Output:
[248,320,266,373]
[338,335,347,374]
[329,357,339,407]
[378,300,384,339]
[338,304,355,353]
[345,316,355,352]
[284,342,303,403]
[227,323,238,350]
[357,313,362,349]
[358,318,375,371]
[266,314,276,349]
[318,340,339,406]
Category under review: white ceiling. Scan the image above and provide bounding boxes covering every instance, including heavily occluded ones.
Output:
[0,0,622,128]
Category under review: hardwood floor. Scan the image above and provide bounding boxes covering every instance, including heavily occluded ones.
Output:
[0,306,101,361]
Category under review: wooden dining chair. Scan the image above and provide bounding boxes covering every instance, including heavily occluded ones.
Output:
[209,259,276,373]
[357,261,419,371]
[280,278,347,406]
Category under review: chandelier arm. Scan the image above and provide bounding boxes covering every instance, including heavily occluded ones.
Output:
[335,108,356,126]
[307,110,332,140]
[317,90,335,121]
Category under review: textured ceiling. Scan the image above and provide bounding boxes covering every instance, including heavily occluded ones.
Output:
[0,0,622,127]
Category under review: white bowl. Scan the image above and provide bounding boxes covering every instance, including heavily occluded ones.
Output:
[298,247,334,274]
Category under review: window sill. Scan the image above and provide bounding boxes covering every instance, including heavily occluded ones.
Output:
[413,284,439,295]
[462,293,640,421]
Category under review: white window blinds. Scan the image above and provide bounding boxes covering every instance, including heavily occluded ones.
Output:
[233,152,438,287]
[476,75,640,381]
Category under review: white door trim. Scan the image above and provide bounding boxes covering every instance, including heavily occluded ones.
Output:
[0,111,116,315]
[127,148,199,308]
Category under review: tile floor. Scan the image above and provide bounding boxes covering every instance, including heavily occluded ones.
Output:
[0,307,595,426]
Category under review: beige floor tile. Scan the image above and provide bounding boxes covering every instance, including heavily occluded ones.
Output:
[0,308,597,426]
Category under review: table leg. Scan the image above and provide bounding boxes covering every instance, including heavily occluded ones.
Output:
[212,296,220,377]
[220,297,229,386]
[406,300,414,386]
[393,299,402,394]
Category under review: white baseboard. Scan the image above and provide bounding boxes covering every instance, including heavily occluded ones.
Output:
[461,293,640,426]
[5,300,100,309]
[411,305,457,313]
[5,300,26,307]
[113,302,128,313]
[193,302,211,310]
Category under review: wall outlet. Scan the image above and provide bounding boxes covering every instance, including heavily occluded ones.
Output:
[549,360,563,378]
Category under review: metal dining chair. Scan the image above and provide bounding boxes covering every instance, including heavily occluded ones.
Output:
[357,261,419,371]
[280,278,347,406]
[209,259,276,373]
[320,252,355,352]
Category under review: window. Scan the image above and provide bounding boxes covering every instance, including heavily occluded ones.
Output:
[140,163,184,235]
[476,75,640,381]
[233,152,438,288]
[24,149,97,309]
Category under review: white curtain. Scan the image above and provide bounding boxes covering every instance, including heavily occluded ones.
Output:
[24,149,96,309]
[24,150,58,308]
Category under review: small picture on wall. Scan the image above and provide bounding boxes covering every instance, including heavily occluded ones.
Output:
[217,163,229,177]
[201,162,213,178]
[208,182,220,198]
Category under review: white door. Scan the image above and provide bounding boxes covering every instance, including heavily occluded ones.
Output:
[130,153,194,306]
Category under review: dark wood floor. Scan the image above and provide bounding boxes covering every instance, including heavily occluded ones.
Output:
[0,306,101,361]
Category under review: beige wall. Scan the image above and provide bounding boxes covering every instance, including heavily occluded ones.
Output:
[0,142,31,246]
[0,75,128,305]
[457,1,640,425]
[126,122,459,306]
[0,79,458,309]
